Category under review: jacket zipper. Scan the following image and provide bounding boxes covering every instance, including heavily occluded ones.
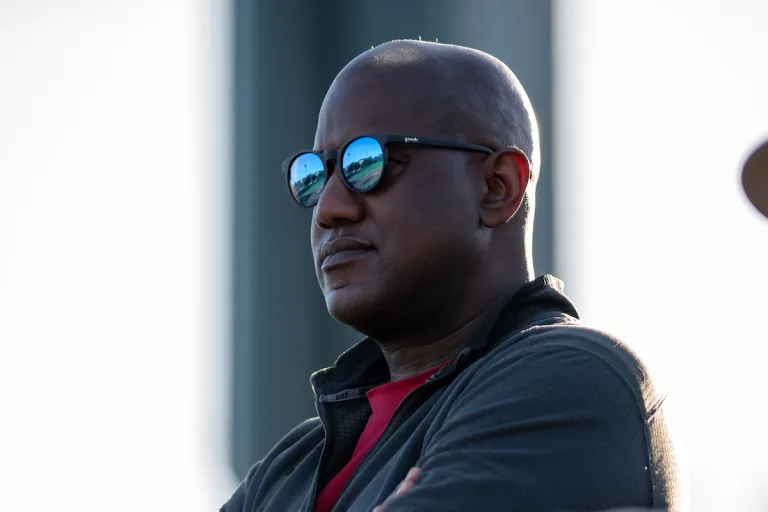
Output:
[329,371,454,511]
[302,392,332,512]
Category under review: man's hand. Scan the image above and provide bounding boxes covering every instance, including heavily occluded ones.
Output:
[372,467,421,512]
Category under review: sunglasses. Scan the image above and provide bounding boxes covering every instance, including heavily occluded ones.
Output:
[281,134,501,207]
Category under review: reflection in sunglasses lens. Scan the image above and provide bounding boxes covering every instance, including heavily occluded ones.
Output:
[289,153,325,206]
[342,137,384,192]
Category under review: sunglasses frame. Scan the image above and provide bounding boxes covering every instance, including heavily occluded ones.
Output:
[281,133,528,208]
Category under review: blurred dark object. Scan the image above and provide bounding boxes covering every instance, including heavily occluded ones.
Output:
[743,139,768,218]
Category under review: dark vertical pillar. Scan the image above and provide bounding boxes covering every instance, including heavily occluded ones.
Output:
[230,0,554,479]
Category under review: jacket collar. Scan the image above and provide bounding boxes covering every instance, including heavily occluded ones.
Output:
[310,275,579,399]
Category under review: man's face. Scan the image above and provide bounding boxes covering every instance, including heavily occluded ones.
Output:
[309,71,487,334]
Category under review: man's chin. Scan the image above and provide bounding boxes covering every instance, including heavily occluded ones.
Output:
[324,284,378,328]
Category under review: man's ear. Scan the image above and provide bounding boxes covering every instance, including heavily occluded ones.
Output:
[479,149,530,228]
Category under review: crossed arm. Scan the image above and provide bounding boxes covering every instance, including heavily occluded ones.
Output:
[373,345,656,512]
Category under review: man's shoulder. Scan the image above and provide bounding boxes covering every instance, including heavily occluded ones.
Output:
[471,323,681,508]
[476,322,664,417]
[514,322,647,373]
[270,416,324,458]
[497,321,651,378]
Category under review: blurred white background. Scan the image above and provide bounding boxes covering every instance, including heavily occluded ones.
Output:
[0,1,766,510]
[0,0,235,510]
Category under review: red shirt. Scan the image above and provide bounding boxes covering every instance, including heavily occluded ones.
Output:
[313,363,447,512]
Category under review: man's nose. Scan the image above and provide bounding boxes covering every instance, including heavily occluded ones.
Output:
[313,165,365,229]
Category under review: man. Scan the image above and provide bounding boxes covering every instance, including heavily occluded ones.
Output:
[222,40,679,511]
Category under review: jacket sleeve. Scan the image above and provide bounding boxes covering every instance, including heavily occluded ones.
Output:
[219,461,261,512]
[218,416,323,511]
[385,344,656,512]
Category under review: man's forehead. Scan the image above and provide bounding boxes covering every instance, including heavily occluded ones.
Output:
[313,76,446,150]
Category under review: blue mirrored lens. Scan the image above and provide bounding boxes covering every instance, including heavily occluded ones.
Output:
[289,153,325,206]
[342,137,384,192]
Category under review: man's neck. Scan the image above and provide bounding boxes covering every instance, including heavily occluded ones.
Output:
[377,294,507,382]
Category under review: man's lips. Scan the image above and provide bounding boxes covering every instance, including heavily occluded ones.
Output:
[319,236,375,271]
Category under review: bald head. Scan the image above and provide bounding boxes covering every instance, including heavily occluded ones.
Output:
[309,40,539,335]
[316,40,540,179]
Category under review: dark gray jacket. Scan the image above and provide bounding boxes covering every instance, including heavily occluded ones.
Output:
[222,275,680,511]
